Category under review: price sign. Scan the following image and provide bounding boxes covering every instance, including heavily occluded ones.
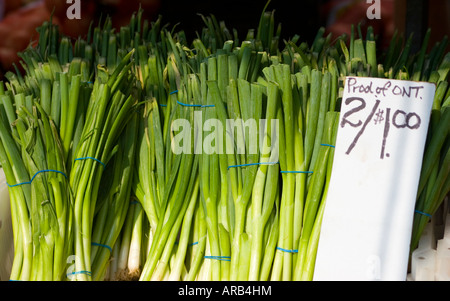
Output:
[314,77,436,281]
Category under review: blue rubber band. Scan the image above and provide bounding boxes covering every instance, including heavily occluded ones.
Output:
[159,104,167,107]
[175,241,198,246]
[204,256,231,261]
[66,271,92,277]
[176,100,215,108]
[170,90,214,108]
[415,210,432,218]
[276,247,298,253]
[7,169,68,188]
[91,242,112,253]
[227,162,279,170]
[75,157,106,170]
[321,143,335,148]
[280,171,313,174]
[174,240,197,246]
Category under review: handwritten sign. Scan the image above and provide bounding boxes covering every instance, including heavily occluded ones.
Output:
[314,77,436,281]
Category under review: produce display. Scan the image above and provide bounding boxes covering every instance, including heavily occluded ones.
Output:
[0,5,448,281]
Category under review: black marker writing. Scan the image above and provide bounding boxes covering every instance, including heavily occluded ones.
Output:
[341,97,422,159]
[380,108,391,159]
[348,77,425,99]
[344,99,381,155]
[392,110,421,129]
[340,97,366,128]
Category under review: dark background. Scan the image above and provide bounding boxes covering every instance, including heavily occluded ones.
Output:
[155,0,322,43]
[0,0,448,76]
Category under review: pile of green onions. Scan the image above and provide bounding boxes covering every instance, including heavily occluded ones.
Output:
[0,3,448,281]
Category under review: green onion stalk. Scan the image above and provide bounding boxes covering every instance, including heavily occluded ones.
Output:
[167,179,201,280]
[229,79,260,282]
[410,53,450,252]
[257,63,309,281]
[117,198,149,280]
[264,64,296,281]
[131,28,172,238]
[198,79,227,281]
[147,100,199,280]
[107,186,151,281]
[5,50,93,174]
[90,112,139,280]
[138,68,198,280]
[131,30,191,279]
[128,96,164,280]
[129,23,172,268]
[69,50,139,280]
[131,40,180,279]
[133,97,164,238]
[173,39,273,281]
[183,196,207,281]
[0,88,73,280]
[294,111,339,280]
[293,70,332,278]
[247,80,280,281]
[226,55,269,281]
[103,235,120,280]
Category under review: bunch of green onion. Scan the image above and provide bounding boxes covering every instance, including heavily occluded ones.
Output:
[0,82,73,281]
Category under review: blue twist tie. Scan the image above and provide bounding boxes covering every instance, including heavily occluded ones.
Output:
[75,157,106,170]
[91,242,112,253]
[159,104,167,107]
[280,171,313,174]
[415,210,432,218]
[204,256,231,262]
[7,169,68,188]
[227,162,279,170]
[176,100,215,108]
[321,143,335,148]
[170,90,179,95]
[276,247,298,253]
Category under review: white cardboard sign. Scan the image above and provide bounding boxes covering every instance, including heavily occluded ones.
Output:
[313,76,436,281]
